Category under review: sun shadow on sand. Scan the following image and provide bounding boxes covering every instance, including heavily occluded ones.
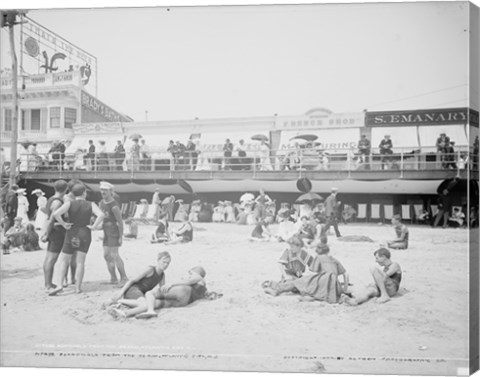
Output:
[1,267,42,280]
[80,280,123,293]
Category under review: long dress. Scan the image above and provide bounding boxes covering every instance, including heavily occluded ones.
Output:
[17,195,29,224]
[34,195,48,230]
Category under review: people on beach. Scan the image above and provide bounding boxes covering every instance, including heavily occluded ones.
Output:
[99,181,128,284]
[324,188,342,238]
[344,247,401,305]
[166,221,193,244]
[136,266,207,319]
[124,218,138,239]
[33,189,48,231]
[16,188,29,225]
[151,213,170,243]
[278,235,314,280]
[297,216,316,245]
[249,219,272,241]
[1,217,26,254]
[254,189,272,221]
[107,251,171,320]
[41,180,68,290]
[263,243,348,304]
[22,223,41,251]
[387,214,409,250]
[48,183,105,295]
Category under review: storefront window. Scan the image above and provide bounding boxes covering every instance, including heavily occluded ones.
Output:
[50,107,61,128]
[64,108,77,129]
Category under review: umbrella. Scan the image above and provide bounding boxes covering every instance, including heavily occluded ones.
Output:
[290,134,318,142]
[295,192,323,204]
[251,134,268,142]
[177,179,193,194]
[129,133,143,140]
[240,192,254,202]
[296,178,312,193]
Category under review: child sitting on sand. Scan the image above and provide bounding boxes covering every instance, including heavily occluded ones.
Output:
[22,224,41,251]
[387,214,409,250]
[107,251,171,320]
[124,218,138,239]
[151,213,170,243]
[136,266,208,319]
[1,217,26,254]
[165,221,193,244]
[278,235,314,280]
[297,216,316,245]
[343,247,402,305]
[249,219,272,241]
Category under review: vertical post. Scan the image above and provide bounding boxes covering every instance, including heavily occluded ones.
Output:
[8,17,19,187]
[400,150,404,178]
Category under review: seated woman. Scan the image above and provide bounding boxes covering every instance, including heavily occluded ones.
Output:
[151,213,170,243]
[107,251,171,320]
[297,216,316,245]
[136,266,207,319]
[124,218,138,239]
[188,200,202,222]
[165,221,193,244]
[263,243,348,304]
[1,217,26,254]
[22,223,41,251]
[212,201,226,222]
[249,219,272,242]
[275,212,296,242]
[278,235,314,280]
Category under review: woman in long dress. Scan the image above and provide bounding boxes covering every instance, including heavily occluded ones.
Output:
[16,188,29,224]
[33,189,48,230]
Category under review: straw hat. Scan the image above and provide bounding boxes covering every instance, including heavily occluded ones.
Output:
[31,189,44,195]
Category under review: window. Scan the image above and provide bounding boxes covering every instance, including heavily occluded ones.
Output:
[4,109,12,131]
[31,109,41,130]
[21,110,27,130]
[50,107,61,128]
[64,108,77,129]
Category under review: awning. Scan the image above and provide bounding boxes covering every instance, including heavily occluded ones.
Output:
[417,124,468,153]
[278,128,360,155]
[371,126,419,153]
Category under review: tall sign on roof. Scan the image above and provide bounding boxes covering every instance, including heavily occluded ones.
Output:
[20,15,97,95]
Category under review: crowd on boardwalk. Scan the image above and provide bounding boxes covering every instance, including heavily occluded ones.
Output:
[3,132,476,174]
[0,177,475,319]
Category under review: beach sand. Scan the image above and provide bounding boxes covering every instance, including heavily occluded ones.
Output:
[0,222,472,375]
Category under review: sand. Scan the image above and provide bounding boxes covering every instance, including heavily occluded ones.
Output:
[0,221,472,375]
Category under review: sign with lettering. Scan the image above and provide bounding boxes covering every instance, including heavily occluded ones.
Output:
[81,91,132,123]
[366,108,470,127]
[469,109,479,127]
[21,16,98,95]
[279,112,364,129]
[73,122,124,135]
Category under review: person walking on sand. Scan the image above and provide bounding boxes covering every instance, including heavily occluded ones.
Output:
[387,214,409,250]
[99,181,128,284]
[344,248,402,305]
[136,266,208,319]
[41,180,68,291]
[33,189,48,231]
[48,184,104,295]
[324,187,342,238]
[106,252,171,320]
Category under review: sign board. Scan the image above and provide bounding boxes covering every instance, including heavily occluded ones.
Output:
[366,108,470,127]
[81,91,132,123]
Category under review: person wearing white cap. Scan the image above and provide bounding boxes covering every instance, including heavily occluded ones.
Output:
[99,181,128,284]
[324,187,342,238]
[33,189,48,230]
[16,188,29,225]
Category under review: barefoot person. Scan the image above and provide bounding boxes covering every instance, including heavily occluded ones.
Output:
[344,247,402,305]
[107,251,171,319]
[387,214,409,250]
[99,181,128,284]
[41,180,68,290]
[48,184,105,295]
[151,212,170,243]
[136,266,207,319]
[165,220,193,245]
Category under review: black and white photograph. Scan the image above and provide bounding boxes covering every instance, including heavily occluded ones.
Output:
[1,0,479,376]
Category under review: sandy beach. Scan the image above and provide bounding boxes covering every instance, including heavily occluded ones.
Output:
[0,221,472,375]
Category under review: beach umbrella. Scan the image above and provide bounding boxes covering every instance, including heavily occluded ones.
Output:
[129,133,143,140]
[290,134,318,142]
[295,192,323,204]
[251,134,268,142]
[177,179,193,193]
[296,178,312,193]
[240,192,254,202]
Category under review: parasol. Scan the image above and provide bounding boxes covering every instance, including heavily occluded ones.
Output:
[295,192,324,204]
[129,133,143,140]
[251,134,269,142]
[290,134,318,142]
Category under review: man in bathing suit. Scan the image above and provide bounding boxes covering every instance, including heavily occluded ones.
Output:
[344,247,402,305]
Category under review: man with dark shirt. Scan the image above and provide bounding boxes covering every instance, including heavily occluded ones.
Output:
[223,138,234,170]
[379,134,393,170]
[4,183,19,232]
[436,133,450,168]
[114,140,126,171]
[357,134,371,169]
[87,140,96,171]
[324,187,342,238]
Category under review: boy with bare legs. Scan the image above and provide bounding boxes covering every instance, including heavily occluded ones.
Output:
[344,248,402,305]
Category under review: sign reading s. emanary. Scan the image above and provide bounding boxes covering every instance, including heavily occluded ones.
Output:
[21,16,97,95]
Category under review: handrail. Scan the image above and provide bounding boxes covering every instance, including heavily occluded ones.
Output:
[9,145,477,175]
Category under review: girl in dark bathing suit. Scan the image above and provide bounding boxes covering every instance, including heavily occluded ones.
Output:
[107,252,171,320]
[136,266,207,319]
